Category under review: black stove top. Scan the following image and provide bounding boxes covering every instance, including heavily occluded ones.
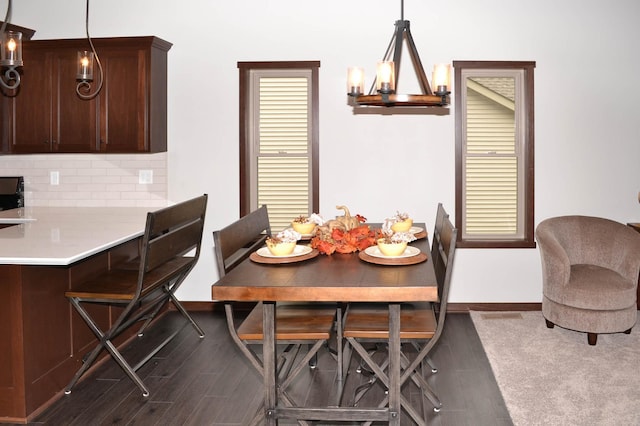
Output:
[0,176,24,211]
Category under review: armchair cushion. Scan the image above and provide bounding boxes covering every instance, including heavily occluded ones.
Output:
[563,264,635,310]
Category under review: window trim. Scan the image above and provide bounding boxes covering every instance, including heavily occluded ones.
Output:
[453,60,536,249]
[238,61,320,217]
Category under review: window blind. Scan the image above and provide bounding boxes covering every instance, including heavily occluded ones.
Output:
[463,78,521,238]
[256,76,311,231]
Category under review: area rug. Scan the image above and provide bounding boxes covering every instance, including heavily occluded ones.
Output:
[470,311,640,425]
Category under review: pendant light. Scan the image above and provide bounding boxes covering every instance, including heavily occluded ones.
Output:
[76,0,103,100]
[347,0,450,108]
[0,0,23,91]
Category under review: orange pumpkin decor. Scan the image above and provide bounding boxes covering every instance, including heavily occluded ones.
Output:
[310,205,377,255]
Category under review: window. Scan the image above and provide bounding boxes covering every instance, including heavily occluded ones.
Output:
[453,61,536,248]
[238,61,319,231]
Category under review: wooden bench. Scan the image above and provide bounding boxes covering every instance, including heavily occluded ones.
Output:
[64,194,208,397]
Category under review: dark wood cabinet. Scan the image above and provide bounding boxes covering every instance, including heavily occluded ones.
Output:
[1,36,171,154]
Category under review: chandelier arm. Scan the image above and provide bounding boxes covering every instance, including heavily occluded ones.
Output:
[391,20,406,91]
[403,22,433,95]
[76,0,104,100]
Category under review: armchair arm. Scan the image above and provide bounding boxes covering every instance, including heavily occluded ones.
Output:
[535,223,571,293]
[612,228,640,283]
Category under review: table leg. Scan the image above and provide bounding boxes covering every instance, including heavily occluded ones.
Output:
[334,305,344,406]
[263,301,277,425]
[388,303,401,425]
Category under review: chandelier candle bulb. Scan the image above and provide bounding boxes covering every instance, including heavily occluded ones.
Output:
[347,67,364,95]
[376,60,395,93]
[432,63,451,94]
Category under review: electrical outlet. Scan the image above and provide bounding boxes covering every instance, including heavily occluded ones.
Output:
[50,171,59,185]
[139,170,153,184]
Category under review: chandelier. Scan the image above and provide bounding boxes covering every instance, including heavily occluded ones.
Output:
[0,0,23,91]
[76,0,103,100]
[347,0,450,108]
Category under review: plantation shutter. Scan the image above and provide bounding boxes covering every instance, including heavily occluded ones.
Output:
[462,73,524,239]
[253,72,312,231]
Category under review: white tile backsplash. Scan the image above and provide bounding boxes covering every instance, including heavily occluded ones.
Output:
[0,153,167,207]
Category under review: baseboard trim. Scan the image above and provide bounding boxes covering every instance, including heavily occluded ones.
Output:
[177,301,542,313]
[447,302,541,313]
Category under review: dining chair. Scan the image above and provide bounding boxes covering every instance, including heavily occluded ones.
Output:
[212,205,340,423]
[64,194,208,397]
[343,203,458,424]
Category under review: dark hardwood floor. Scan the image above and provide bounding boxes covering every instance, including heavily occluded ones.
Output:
[24,311,512,426]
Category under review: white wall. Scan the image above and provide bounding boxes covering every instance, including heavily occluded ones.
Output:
[11,0,640,302]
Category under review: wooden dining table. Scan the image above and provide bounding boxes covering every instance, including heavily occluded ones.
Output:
[210,224,437,425]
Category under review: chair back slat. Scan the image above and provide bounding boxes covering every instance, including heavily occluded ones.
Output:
[430,204,458,315]
[138,194,207,287]
[149,196,208,237]
[145,219,204,272]
[213,205,271,276]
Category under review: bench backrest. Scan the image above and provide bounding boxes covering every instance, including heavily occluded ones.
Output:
[139,194,208,285]
[213,205,271,277]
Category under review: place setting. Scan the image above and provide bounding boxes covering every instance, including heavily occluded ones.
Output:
[358,211,428,265]
[249,228,319,264]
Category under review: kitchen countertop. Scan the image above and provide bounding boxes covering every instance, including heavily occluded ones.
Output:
[0,206,160,266]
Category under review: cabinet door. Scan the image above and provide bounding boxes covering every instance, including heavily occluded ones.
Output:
[51,49,98,152]
[99,50,146,152]
[11,49,98,153]
[0,94,11,154]
[11,52,53,153]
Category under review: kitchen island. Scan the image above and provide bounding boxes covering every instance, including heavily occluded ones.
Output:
[0,206,161,423]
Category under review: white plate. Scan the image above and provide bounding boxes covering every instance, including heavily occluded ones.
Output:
[257,245,312,258]
[410,226,425,234]
[364,245,421,259]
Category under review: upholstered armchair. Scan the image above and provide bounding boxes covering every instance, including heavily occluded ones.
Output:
[536,215,640,345]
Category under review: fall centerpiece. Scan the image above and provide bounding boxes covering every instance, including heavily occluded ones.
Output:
[310,205,376,255]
